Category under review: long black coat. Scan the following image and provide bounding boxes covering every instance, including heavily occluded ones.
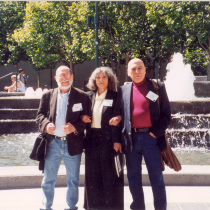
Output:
[84,90,124,210]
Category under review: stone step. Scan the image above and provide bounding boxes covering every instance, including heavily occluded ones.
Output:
[166,129,210,148]
[170,100,210,114]
[194,81,210,98]
[0,97,40,109]
[169,114,210,129]
[0,98,210,113]
[0,120,38,135]
[0,92,25,97]
[0,109,37,120]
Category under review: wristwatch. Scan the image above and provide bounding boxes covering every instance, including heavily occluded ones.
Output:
[74,130,78,135]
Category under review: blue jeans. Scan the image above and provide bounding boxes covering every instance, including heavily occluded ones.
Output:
[126,132,166,210]
[41,138,81,210]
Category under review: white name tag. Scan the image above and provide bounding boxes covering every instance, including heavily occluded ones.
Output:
[72,103,83,112]
[146,91,159,102]
[103,99,113,107]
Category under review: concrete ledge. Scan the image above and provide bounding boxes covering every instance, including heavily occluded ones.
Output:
[194,81,210,97]
[1,165,210,189]
[0,92,25,97]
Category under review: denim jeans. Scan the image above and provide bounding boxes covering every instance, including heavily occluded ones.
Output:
[40,138,81,210]
[126,132,166,210]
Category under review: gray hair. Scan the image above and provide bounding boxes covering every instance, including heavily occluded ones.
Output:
[86,66,118,91]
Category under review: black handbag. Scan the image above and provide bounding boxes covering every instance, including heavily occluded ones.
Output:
[29,133,46,161]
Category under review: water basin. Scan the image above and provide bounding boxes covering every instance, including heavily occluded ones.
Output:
[0,133,210,166]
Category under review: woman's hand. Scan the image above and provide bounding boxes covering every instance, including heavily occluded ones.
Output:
[109,115,122,126]
[149,132,156,138]
[81,115,91,123]
[113,143,122,153]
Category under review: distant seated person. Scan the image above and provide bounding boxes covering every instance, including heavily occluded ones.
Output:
[18,68,28,85]
[4,75,26,92]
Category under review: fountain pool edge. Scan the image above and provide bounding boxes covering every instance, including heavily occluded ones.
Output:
[1,165,210,189]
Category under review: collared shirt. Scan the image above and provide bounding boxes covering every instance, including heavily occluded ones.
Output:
[52,88,71,137]
[91,89,107,128]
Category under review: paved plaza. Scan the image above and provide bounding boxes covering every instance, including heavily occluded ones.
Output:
[1,186,210,210]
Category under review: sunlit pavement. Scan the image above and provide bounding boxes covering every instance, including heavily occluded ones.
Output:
[1,186,210,210]
[1,165,210,209]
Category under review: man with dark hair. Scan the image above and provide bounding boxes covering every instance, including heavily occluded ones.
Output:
[18,68,28,85]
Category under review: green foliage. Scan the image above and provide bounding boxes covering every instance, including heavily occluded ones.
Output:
[184,48,208,75]
[13,1,88,71]
[145,1,209,76]
[2,1,208,78]
[0,1,27,66]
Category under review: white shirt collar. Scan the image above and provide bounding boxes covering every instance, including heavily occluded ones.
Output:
[96,89,107,101]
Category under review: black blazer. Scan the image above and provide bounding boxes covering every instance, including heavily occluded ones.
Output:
[117,78,171,152]
[85,90,121,144]
[36,87,89,156]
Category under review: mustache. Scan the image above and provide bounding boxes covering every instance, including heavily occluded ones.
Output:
[57,79,73,89]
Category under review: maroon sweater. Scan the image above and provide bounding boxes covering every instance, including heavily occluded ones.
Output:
[131,79,152,128]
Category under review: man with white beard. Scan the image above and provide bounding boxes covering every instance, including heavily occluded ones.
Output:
[36,65,89,210]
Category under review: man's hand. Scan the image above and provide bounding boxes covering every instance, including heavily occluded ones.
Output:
[113,143,122,153]
[45,123,55,134]
[80,115,91,123]
[63,122,76,134]
[109,115,122,126]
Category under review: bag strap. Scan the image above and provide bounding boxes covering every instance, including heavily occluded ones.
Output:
[152,79,160,114]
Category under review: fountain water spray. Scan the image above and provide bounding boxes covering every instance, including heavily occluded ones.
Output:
[165,52,196,101]
[25,87,48,98]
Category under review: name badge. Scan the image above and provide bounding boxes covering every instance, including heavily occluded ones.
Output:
[146,91,159,102]
[72,103,83,112]
[103,99,113,107]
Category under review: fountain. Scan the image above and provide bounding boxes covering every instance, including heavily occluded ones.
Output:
[0,54,209,166]
[25,87,49,98]
[165,53,196,101]
[164,53,210,162]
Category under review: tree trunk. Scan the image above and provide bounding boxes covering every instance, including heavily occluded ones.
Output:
[50,66,53,89]
[37,71,40,88]
[117,59,122,86]
[16,64,18,73]
[207,38,210,81]
[124,54,130,82]
[159,58,164,81]
[207,53,210,81]
[69,56,75,86]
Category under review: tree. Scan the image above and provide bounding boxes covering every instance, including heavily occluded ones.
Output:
[182,2,210,80]
[0,1,28,69]
[78,1,150,84]
[145,2,209,79]
[13,1,87,73]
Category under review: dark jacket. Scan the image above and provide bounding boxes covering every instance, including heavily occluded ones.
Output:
[85,90,121,145]
[116,77,171,153]
[36,87,89,170]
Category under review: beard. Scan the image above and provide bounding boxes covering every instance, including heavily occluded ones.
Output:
[57,79,73,90]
